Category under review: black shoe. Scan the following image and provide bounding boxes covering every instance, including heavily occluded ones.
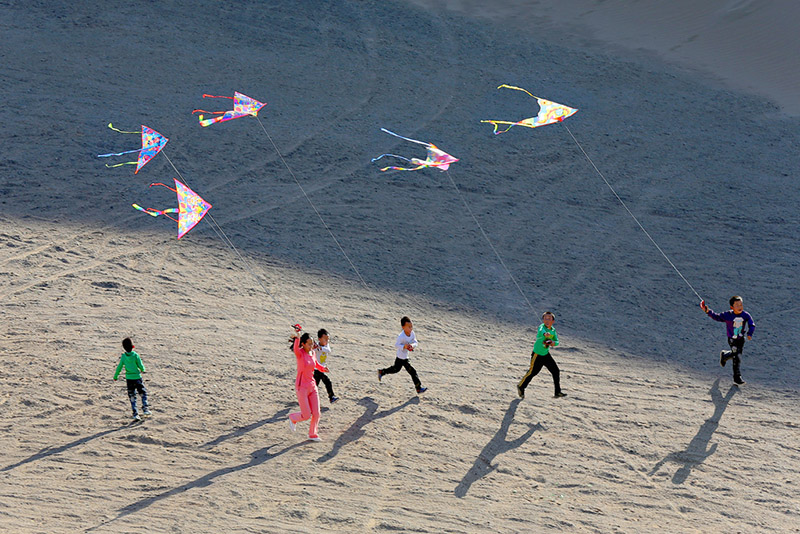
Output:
[416,386,427,394]
[329,396,339,403]
[517,385,525,399]
[720,350,727,367]
[734,377,746,385]
[554,391,567,398]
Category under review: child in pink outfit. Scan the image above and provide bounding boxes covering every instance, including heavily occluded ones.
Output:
[288,330,329,441]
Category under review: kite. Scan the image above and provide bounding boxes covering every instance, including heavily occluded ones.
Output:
[372,128,459,171]
[97,124,168,173]
[482,85,578,134]
[192,92,266,127]
[132,179,212,239]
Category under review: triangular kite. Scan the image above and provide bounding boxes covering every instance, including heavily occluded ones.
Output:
[192,92,266,127]
[482,85,577,134]
[98,124,169,173]
[133,179,211,239]
[372,128,459,171]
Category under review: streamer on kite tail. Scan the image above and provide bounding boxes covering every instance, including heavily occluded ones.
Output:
[132,204,179,222]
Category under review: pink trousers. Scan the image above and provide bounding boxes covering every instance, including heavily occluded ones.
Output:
[289,382,320,438]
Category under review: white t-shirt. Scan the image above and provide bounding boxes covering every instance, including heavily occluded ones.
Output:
[316,343,332,366]
[395,331,418,360]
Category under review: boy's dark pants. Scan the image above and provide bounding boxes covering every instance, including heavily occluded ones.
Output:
[126,379,148,415]
[314,370,335,400]
[380,358,421,389]
[723,337,745,380]
[518,352,561,394]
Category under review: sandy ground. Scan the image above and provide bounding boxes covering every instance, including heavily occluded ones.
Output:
[1,1,799,532]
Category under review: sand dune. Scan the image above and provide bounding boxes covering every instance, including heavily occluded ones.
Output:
[1,1,798,532]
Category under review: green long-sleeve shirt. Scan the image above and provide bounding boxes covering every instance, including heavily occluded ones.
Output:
[113,351,145,380]
[532,323,559,356]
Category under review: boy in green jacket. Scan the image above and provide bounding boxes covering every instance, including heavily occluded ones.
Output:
[113,338,151,420]
[517,311,566,399]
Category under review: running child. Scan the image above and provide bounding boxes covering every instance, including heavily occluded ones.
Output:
[700,296,755,385]
[313,328,339,404]
[378,316,426,394]
[517,311,566,399]
[288,326,329,441]
[113,337,151,421]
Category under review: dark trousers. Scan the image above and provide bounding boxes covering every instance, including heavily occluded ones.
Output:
[518,352,561,394]
[380,358,421,389]
[314,369,335,400]
[126,378,148,415]
[723,337,745,380]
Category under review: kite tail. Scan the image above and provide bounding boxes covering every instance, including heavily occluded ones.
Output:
[497,84,538,100]
[192,109,225,115]
[197,114,227,127]
[107,123,139,134]
[202,94,234,100]
[104,161,137,168]
[380,128,431,147]
[133,204,179,222]
[98,148,141,158]
[148,182,178,193]
[371,153,413,164]
[480,120,518,135]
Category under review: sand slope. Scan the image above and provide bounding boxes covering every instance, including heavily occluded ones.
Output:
[1,1,799,532]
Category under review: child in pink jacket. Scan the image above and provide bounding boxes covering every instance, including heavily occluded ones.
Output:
[288,329,329,441]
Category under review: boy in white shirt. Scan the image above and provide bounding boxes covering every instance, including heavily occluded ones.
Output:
[314,328,339,403]
[378,316,427,394]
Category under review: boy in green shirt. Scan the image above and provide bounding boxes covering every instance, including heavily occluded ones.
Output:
[113,338,151,420]
[517,311,566,399]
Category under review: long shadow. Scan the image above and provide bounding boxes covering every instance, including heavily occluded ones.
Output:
[200,405,292,449]
[455,398,542,498]
[317,396,419,463]
[88,441,306,531]
[1,424,132,472]
[649,378,737,484]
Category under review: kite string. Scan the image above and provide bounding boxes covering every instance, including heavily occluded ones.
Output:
[562,124,703,302]
[161,151,288,317]
[255,115,370,292]
[444,169,537,315]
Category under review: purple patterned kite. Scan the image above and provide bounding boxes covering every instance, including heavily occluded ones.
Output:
[98,124,168,173]
[133,179,212,239]
[372,128,459,171]
[192,92,266,127]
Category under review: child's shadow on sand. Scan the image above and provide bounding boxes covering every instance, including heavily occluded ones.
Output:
[317,396,419,463]
[649,378,737,484]
[88,441,307,531]
[455,398,542,498]
[1,425,130,473]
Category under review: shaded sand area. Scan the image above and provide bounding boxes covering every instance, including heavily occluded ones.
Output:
[1,1,799,532]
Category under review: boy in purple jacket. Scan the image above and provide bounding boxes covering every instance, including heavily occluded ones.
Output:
[700,296,755,385]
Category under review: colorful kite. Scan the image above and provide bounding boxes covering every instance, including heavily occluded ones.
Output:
[192,92,266,127]
[372,128,459,171]
[97,124,168,173]
[482,85,578,134]
[133,179,212,239]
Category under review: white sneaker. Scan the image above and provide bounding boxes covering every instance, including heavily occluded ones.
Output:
[308,436,321,442]
[143,408,152,416]
[133,414,142,421]
[288,418,296,432]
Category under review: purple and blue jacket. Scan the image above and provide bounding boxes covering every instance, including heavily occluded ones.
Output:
[706,309,755,339]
